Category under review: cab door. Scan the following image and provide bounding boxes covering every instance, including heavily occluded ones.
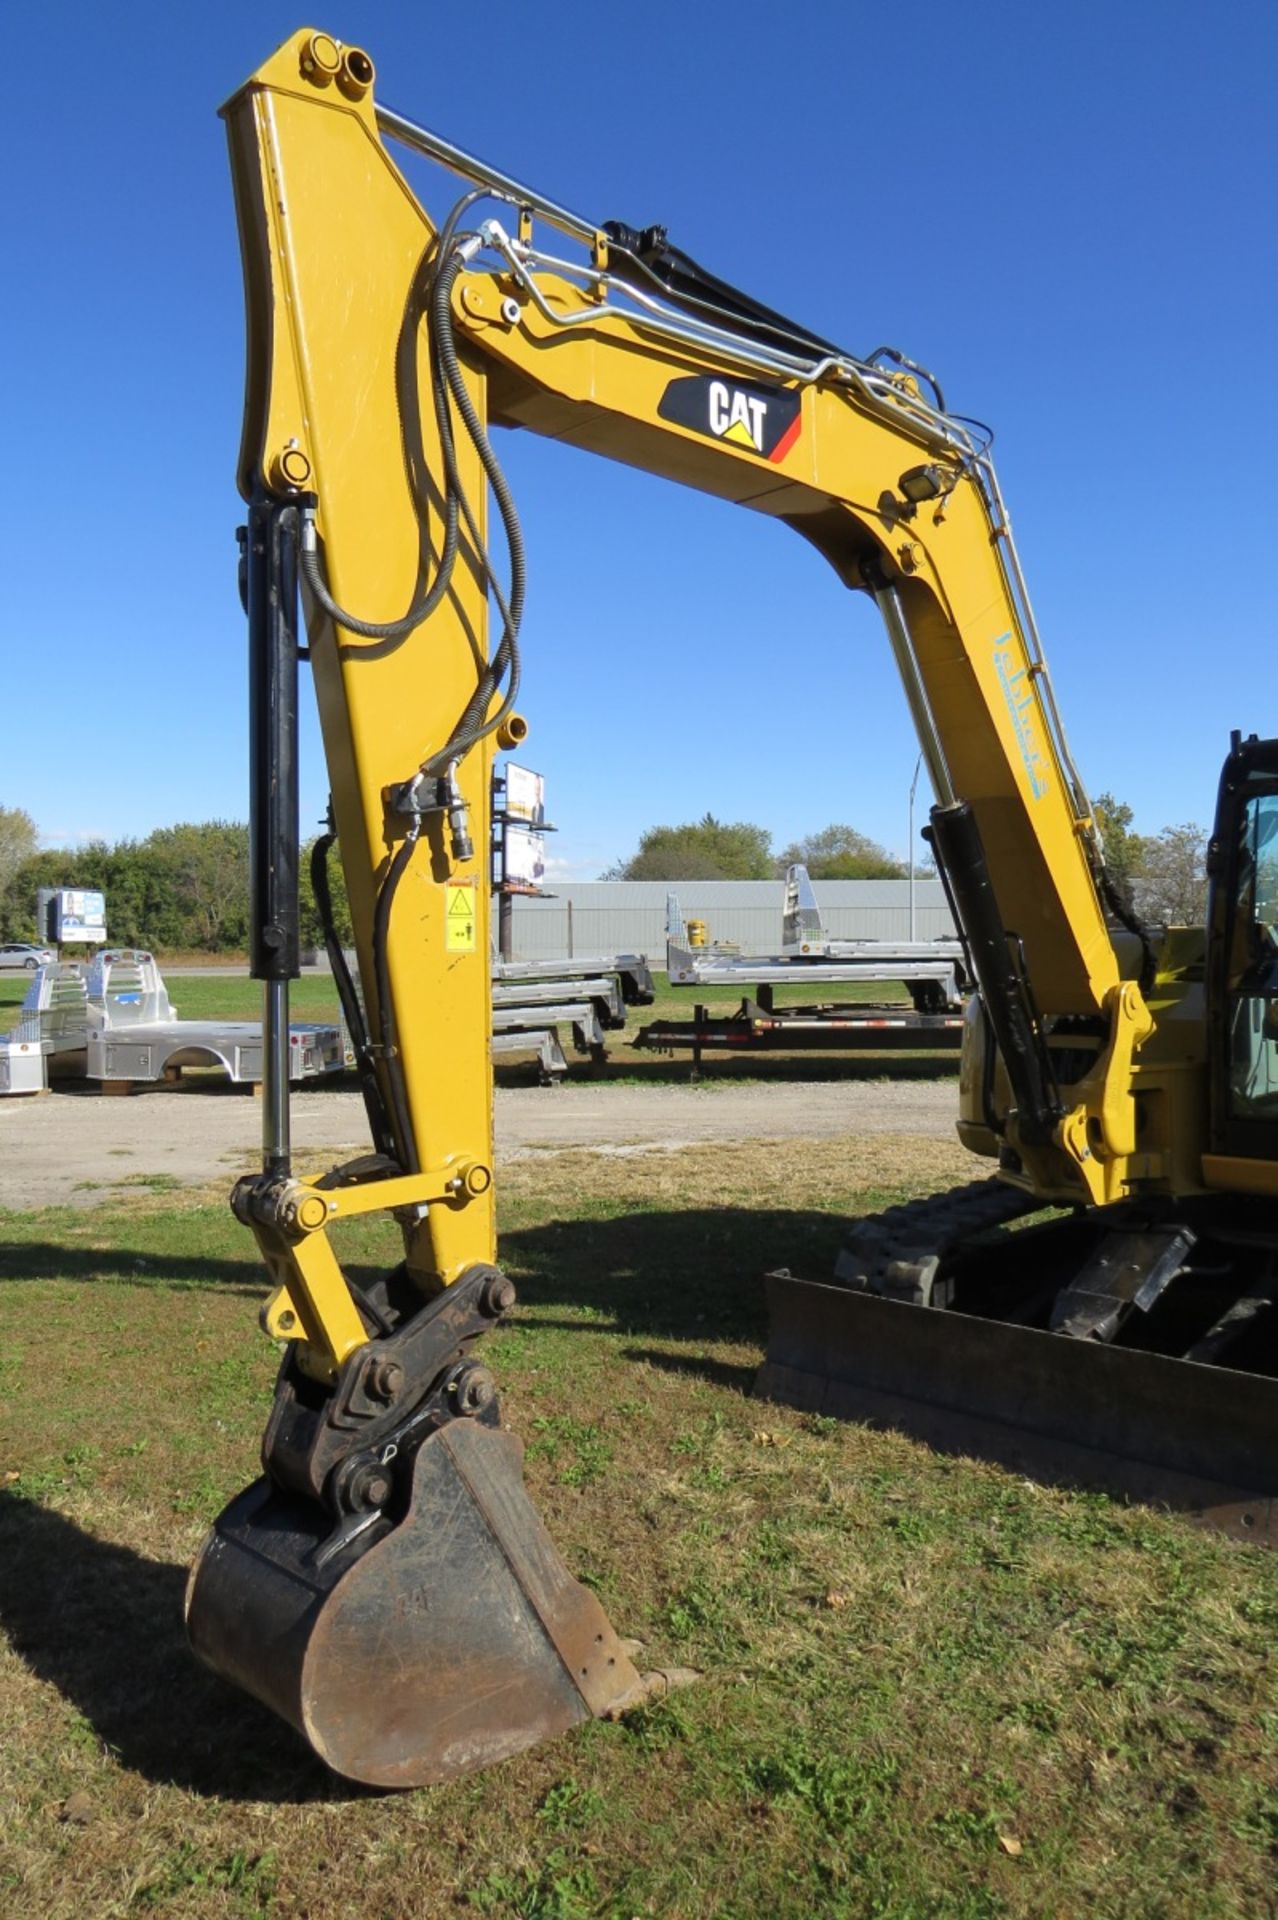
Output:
[1206,734,1278,1178]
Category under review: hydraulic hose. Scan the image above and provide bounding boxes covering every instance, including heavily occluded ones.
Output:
[298,190,528,1168]
[418,242,524,774]
[371,822,422,1176]
[1098,865,1158,995]
[299,498,458,643]
[310,821,398,1162]
[294,187,493,646]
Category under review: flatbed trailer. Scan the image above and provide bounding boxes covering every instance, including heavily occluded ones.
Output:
[493,953,654,1005]
[634,993,964,1072]
[664,870,967,1012]
[0,952,343,1094]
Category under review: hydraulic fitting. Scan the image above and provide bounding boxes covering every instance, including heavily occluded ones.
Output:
[444,764,474,863]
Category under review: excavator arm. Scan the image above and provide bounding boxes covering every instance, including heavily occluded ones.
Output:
[222,29,1163,1215]
[188,29,1191,1785]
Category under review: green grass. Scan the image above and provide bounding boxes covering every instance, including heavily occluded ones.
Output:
[160,974,344,1025]
[0,970,343,1036]
[1,1134,1276,1917]
[0,967,954,1088]
[0,975,32,1031]
[0,967,907,1033]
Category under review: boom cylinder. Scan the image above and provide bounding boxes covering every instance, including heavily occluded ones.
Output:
[928,800,1061,1149]
[244,493,301,1175]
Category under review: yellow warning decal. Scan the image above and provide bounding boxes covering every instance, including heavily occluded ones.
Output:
[445,881,477,953]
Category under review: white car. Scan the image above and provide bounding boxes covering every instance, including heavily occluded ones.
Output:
[0,942,56,972]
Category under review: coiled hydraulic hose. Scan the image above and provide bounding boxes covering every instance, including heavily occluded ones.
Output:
[297,192,524,777]
[417,238,524,776]
[298,189,529,1174]
[295,188,492,645]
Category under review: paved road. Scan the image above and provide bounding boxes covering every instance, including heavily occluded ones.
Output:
[0,1079,959,1209]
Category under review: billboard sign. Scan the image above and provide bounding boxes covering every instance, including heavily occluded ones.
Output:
[503,764,545,824]
[504,825,547,889]
[55,889,107,944]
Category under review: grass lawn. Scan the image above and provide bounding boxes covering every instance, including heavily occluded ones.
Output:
[0,969,951,1091]
[1,1135,1275,1918]
[0,968,913,1029]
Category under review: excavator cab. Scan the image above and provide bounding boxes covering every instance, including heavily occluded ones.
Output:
[1206,734,1278,1174]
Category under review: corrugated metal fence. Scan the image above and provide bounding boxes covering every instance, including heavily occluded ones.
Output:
[506,879,955,961]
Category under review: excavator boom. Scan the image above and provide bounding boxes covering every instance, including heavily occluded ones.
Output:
[186,30,1274,1786]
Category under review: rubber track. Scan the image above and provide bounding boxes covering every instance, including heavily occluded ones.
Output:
[833,1178,1041,1301]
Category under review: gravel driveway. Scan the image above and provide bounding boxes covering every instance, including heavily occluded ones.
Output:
[0,1078,959,1210]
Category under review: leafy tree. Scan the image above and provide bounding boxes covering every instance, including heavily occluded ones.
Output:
[777,823,905,880]
[0,806,37,899]
[1093,791,1142,911]
[1093,792,1208,927]
[0,842,114,944]
[0,822,251,951]
[603,813,773,881]
[1134,821,1209,927]
[145,822,250,951]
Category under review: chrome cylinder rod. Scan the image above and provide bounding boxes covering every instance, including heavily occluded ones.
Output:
[376,102,598,246]
[873,583,956,810]
[263,979,291,1175]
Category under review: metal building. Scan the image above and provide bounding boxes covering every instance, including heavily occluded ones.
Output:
[506,878,955,962]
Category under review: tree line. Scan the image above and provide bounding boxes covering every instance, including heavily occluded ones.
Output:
[607,801,1212,928]
[0,809,351,954]
[1092,794,1209,927]
[0,794,1211,954]
[603,816,911,882]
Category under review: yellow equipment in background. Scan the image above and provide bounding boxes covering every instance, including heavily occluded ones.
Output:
[186,30,1275,1787]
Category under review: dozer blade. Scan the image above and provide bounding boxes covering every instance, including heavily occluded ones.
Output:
[758,1273,1278,1544]
[186,1417,640,1787]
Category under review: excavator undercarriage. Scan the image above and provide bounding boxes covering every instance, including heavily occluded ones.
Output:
[761,1185,1278,1545]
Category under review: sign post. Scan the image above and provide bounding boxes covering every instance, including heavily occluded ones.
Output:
[491,765,554,961]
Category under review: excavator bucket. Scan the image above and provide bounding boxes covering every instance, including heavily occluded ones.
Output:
[187,1418,640,1787]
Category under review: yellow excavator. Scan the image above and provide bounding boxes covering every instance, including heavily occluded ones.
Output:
[187,29,1276,1786]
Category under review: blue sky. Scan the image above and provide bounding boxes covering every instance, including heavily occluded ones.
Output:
[4,3,1274,877]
